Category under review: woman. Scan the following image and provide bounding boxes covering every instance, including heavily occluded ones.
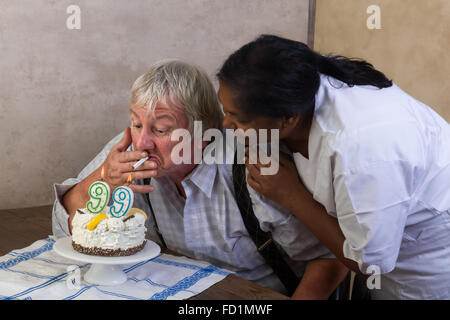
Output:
[217,34,450,299]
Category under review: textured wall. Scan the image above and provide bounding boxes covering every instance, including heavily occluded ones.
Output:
[0,0,309,209]
[314,0,450,122]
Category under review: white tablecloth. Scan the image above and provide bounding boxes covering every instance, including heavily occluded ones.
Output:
[0,237,231,300]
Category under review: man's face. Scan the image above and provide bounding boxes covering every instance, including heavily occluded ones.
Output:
[129,100,193,178]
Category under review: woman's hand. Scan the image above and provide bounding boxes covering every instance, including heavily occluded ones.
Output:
[103,127,157,194]
[245,149,363,275]
[245,150,305,211]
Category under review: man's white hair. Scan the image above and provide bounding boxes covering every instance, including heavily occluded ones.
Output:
[131,59,223,133]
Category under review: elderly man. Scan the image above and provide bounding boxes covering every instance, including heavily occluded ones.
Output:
[52,60,348,299]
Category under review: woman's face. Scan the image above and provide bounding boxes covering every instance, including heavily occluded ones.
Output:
[218,81,283,132]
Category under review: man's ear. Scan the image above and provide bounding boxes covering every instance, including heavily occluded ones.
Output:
[279,115,300,137]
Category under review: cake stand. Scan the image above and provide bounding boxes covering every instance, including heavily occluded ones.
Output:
[53,237,161,286]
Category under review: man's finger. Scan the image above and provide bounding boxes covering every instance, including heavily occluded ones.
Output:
[133,160,158,171]
[129,184,155,194]
[118,150,148,163]
[122,169,158,182]
[118,160,156,173]
[114,126,133,152]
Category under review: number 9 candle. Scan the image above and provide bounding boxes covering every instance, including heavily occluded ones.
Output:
[86,167,110,214]
[109,174,134,218]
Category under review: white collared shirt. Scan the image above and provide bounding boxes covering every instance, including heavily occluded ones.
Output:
[294,74,450,299]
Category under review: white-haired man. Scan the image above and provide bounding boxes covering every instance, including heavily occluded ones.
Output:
[52,60,348,299]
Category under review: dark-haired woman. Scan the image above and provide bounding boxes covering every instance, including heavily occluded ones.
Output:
[218,35,450,299]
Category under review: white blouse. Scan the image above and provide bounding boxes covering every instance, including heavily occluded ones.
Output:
[293,74,450,299]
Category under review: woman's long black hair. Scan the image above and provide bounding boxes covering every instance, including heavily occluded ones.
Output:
[217,34,392,118]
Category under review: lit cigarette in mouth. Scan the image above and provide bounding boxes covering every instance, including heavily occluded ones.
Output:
[133,156,149,170]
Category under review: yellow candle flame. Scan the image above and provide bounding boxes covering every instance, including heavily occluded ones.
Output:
[127,174,132,184]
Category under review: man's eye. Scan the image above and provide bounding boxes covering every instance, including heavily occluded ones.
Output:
[154,128,169,135]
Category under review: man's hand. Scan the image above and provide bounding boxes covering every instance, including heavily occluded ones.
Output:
[63,127,157,234]
[103,126,157,194]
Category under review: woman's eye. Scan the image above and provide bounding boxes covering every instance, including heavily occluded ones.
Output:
[132,124,142,129]
[225,112,248,124]
[237,118,250,125]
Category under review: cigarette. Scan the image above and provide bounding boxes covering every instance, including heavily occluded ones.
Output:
[133,156,149,170]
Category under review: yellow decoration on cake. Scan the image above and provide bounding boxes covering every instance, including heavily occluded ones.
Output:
[125,208,148,221]
[87,213,108,231]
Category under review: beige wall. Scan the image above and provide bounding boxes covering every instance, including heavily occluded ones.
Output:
[314,0,450,122]
[0,0,310,209]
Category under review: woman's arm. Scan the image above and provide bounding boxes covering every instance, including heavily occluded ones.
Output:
[246,153,409,276]
[245,154,363,274]
[285,189,362,274]
[292,258,349,300]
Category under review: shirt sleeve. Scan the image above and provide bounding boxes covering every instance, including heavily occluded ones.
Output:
[247,183,335,262]
[51,132,124,238]
[333,159,414,274]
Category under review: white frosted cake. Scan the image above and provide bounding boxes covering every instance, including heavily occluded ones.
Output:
[71,207,147,256]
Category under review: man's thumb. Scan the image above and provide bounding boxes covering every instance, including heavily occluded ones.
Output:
[115,126,133,152]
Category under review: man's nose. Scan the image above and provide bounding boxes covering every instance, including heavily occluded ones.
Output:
[135,131,156,151]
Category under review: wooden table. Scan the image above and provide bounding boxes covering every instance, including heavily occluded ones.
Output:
[0,205,289,300]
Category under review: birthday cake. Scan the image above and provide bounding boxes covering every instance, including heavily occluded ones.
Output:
[71,207,148,256]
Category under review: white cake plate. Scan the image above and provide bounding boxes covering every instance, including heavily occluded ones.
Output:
[53,237,161,286]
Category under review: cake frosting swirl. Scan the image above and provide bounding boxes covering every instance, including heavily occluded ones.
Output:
[71,207,147,256]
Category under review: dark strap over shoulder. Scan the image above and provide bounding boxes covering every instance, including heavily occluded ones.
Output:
[143,178,167,248]
[232,158,300,296]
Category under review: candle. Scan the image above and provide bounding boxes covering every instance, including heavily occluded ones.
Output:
[86,181,110,214]
[109,174,134,218]
[86,166,110,214]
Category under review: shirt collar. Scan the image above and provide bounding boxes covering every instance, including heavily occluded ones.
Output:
[182,161,217,198]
